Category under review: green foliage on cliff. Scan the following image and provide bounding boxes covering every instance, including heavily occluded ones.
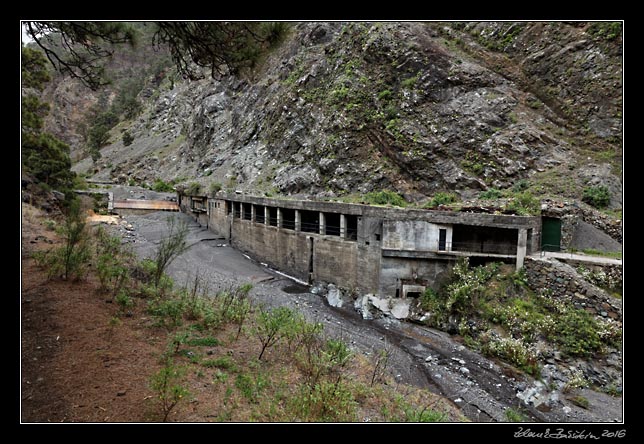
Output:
[21,47,74,192]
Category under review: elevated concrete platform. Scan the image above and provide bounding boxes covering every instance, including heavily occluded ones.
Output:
[112,199,179,211]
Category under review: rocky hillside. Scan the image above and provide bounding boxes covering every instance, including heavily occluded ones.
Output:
[42,22,622,209]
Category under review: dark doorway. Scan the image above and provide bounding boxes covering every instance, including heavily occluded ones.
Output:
[541,217,562,252]
[438,228,447,251]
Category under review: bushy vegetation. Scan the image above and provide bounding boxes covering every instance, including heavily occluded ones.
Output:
[505,191,541,215]
[479,188,504,200]
[33,199,90,280]
[28,202,460,422]
[587,22,622,41]
[186,182,202,196]
[416,259,621,378]
[209,182,222,195]
[582,185,611,209]
[152,179,175,193]
[362,190,407,207]
[425,192,459,208]
[21,47,75,194]
[122,131,134,146]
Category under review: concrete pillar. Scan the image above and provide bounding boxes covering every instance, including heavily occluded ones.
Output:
[319,212,326,235]
[264,206,270,225]
[250,204,255,222]
[277,208,282,228]
[516,228,528,270]
[295,210,301,232]
[340,214,347,239]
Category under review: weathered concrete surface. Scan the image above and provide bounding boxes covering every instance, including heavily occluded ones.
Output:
[570,220,623,253]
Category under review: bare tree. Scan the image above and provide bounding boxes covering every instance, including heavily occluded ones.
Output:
[153,217,189,287]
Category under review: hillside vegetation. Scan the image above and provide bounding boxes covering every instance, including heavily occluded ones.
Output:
[33,21,621,212]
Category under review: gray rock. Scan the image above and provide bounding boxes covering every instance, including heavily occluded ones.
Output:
[326,284,344,308]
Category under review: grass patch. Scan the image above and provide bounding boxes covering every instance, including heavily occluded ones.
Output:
[505,407,527,422]
[185,336,221,347]
[568,395,590,409]
[202,356,236,370]
[362,190,407,207]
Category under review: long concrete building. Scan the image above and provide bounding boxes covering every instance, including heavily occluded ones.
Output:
[178,192,541,298]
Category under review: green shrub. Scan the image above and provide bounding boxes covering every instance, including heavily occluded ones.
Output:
[209,182,222,195]
[505,408,526,422]
[148,295,185,329]
[235,372,268,402]
[115,290,134,310]
[152,179,174,193]
[419,288,442,313]
[569,395,589,409]
[553,308,605,357]
[186,182,202,196]
[588,22,622,40]
[505,191,540,215]
[426,192,458,208]
[149,358,190,422]
[122,131,134,146]
[582,185,610,209]
[290,380,357,422]
[377,89,392,100]
[482,335,539,375]
[404,406,447,422]
[39,200,91,280]
[479,188,504,200]
[202,356,236,370]
[255,306,297,360]
[512,179,530,192]
[363,190,407,207]
[185,336,220,347]
[95,227,131,294]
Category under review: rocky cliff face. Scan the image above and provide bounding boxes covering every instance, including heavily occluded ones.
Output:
[44,22,621,208]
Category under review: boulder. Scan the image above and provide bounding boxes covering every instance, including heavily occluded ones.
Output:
[326,284,344,308]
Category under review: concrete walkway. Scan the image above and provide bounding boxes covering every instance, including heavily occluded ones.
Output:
[533,251,622,265]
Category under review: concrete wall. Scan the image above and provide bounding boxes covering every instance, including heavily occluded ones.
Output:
[379,256,455,295]
[382,220,453,251]
[191,193,542,298]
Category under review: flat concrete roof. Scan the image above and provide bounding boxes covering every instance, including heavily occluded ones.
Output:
[184,192,540,229]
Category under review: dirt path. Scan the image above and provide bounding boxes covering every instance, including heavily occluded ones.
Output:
[118,211,622,423]
[21,205,165,422]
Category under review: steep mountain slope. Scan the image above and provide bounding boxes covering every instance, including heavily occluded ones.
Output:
[43,22,621,209]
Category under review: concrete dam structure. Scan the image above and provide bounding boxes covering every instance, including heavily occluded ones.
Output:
[178,192,541,299]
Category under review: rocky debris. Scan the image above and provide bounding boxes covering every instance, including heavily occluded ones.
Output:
[326,284,344,308]
[354,294,411,320]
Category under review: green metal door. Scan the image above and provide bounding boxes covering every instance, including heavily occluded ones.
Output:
[541,217,561,252]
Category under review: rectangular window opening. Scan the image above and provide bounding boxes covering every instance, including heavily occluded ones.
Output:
[281,208,296,230]
[300,210,320,234]
[242,203,252,221]
[268,207,278,226]
[346,215,358,241]
[255,205,266,224]
[324,213,341,236]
